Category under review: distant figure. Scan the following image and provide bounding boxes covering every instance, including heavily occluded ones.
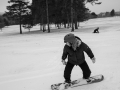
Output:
[93,27,99,33]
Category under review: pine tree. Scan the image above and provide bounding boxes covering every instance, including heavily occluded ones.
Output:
[110,9,115,17]
[7,0,29,34]
[0,16,5,31]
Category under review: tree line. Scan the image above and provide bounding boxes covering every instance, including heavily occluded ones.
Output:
[0,0,103,34]
[31,0,101,33]
[98,9,119,18]
[0,15,9,31]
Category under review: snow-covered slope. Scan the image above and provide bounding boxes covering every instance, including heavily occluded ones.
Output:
[0,17,120,90]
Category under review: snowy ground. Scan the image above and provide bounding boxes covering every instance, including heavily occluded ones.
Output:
[0,17,120,90]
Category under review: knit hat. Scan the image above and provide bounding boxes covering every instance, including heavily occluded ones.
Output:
[64,33,76,43]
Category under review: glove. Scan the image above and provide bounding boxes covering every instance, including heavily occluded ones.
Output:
[91,57,96,63]
[61,60,67,65]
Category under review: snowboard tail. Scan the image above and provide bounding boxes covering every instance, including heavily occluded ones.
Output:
[51,74,104,90]
[72,74,104,88]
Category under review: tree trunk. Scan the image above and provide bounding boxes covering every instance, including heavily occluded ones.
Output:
[67,13,70,28]
[46,0,50,33]
[71,0,74,32]
[75,22,78,29]
[19,4,22,34]
[74,6,78,29]
[74,12,78,29]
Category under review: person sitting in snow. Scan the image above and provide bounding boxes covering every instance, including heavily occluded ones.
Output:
[62,33,96,83]
[93,27,99,33]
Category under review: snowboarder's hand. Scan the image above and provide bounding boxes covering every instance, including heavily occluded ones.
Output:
[62,60,67,65]
[91,57,96,63]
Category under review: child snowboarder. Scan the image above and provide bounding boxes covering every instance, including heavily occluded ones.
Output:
[62,33,96,83]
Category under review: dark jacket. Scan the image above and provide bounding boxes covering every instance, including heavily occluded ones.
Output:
[62,37,94,65]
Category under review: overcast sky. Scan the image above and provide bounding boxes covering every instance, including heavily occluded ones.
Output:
[0,0,120,14]
[86,0,120,14]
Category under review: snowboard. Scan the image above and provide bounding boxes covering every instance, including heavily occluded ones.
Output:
[51,74,104,90]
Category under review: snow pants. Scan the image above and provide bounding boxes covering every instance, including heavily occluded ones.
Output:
[64,61,91,82]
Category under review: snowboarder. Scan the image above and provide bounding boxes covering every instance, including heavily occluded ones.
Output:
[93,27,99,33]
[62,33,96,83]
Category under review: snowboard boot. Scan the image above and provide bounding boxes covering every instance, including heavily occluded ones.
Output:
[64,80,71,84]
[64,80,71,89]
[86,78,92,83]
[83,77,92,83]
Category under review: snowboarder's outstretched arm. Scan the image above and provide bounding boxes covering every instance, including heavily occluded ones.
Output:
[82,42,96,63]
